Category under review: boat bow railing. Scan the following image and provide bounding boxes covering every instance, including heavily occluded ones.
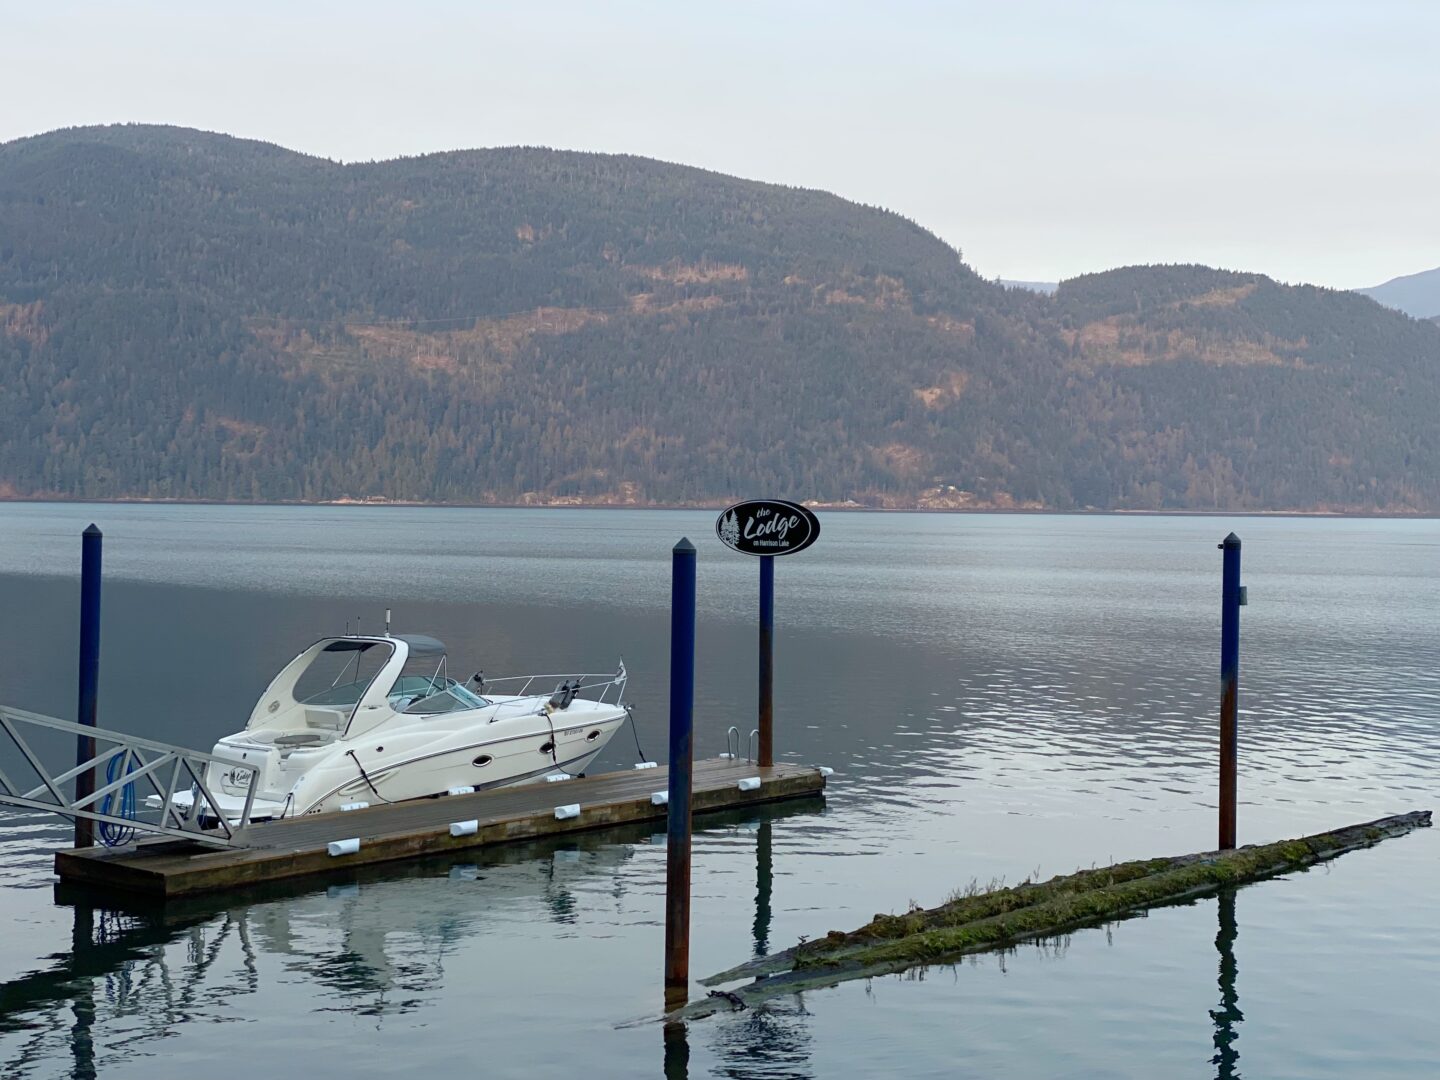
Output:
[0,704,261,848]
[477,663,628,720]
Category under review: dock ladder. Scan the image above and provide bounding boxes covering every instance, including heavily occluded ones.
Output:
[724,726,761,764]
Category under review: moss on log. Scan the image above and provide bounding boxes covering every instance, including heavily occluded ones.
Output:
[674,811,1430,1020]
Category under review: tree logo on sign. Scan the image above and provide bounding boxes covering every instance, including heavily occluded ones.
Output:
[718,511,741,548]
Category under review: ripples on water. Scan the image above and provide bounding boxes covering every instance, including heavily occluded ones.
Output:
[0,506,1436,1078]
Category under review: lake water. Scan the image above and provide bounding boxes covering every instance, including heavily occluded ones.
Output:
[0,505,1436,1079]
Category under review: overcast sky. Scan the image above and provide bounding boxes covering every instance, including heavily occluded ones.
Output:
[5,1,1436,289]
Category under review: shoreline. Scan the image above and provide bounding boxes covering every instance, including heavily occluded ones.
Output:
[1,496,1436,520]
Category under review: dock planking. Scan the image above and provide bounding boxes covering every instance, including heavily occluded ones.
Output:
[54,757,826,897]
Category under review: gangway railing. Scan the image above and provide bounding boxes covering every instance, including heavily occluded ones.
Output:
[0,704,260,848]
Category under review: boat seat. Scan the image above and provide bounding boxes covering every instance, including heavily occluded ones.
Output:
[304,706,348,731]
[275,732,328,748]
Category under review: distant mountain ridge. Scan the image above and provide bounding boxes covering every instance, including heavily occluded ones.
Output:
[1356,265,1440,319]
[2,124,1438,512]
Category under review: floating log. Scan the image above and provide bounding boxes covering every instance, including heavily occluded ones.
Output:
[673,811,1430,1020]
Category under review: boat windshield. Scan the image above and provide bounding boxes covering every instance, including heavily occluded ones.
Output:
[292,640,393,709]
[394,678,490,715]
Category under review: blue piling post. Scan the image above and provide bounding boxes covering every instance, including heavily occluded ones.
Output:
[758,554,774,768]
[1219,532,1241,850]
[665,537,697,1002]
[75,524,102,849]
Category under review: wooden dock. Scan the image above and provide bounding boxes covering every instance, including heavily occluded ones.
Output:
[54,758,825,898]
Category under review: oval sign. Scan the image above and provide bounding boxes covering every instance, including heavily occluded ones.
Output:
[715,499,820,557]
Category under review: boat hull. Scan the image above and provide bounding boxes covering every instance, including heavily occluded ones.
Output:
[182,700,629,823]
[303,712,628,814]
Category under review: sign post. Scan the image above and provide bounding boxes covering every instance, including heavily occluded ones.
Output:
[715,500,820,769]
[758,554,774,767]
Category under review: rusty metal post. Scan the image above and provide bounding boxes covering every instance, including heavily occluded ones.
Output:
[74,524,102,849]
[665,537,697,1004]
[758,554,774,767]
[1219,532,1241,850]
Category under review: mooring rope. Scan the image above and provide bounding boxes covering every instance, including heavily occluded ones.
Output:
[344,750,394,804]
[627,704,649,764]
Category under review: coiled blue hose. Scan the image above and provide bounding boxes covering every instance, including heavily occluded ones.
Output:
[98,753,137,846]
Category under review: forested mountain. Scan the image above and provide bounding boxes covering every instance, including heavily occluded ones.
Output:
[2,124,1437,512]
[1357,265,1440,320]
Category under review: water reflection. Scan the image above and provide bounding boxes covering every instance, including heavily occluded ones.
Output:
[1211,888,1242,1080]
[709,998,814,1080]
[3,834,639,1074]
[663,1019,691,1080]
[1,803,822,1077]
[68,903,95,1080]
[753,820,772,958]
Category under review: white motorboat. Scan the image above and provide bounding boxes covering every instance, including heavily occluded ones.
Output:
[169,633,631,822]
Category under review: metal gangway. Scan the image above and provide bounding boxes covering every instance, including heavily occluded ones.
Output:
[0,704,261,848]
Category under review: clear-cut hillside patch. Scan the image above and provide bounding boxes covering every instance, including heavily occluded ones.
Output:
[914,371,969,409]
[1069,317,1305,368]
